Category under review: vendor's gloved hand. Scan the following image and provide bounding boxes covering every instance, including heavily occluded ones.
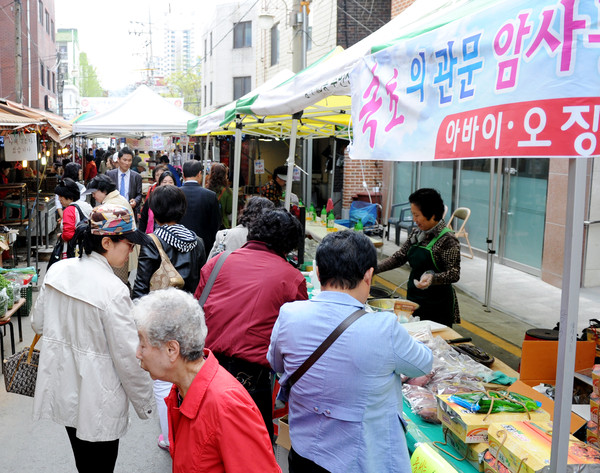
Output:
[414,271,434,289]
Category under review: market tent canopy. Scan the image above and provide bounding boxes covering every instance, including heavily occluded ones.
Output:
[0,99,72,145]
[74,85,196,137]
[187,69,295,136]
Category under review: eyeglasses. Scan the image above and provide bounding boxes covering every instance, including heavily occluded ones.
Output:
[120,239,136,249]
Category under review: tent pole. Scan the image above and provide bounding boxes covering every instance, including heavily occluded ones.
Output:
[306,137,313,207]
[550,157,586,473]
[330,138,336,202]
[202,133,210,188]
[231,125,242,227]
[484,158,502,310]
[285,114,301,210]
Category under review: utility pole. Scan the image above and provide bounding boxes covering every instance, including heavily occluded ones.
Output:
[14,0,23,104]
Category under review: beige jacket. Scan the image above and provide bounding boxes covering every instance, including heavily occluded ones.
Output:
[31,252,154,441]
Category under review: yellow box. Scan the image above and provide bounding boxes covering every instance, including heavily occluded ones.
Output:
[587,421,598,447]
[276,416,291,451]
[436,394,551,444]
[444,428,487,472]
[593,365,600,397]
[592,394,600,426]
[488,421,600,473]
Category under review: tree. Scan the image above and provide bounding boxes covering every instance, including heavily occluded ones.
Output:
[163,67,202,115]
[79,52,104,97]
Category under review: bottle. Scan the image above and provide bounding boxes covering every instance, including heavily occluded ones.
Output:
[354,219,363,232]
[327,211,335,231]
[320,206,327,225]
[308,203,315,222]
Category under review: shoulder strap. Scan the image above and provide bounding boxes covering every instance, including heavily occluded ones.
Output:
[287,308,367,388]
[149,233,170,264]
[198,250,232,308]
[425,226,452,250]
[69,203,86,221]
[218,187,226,201]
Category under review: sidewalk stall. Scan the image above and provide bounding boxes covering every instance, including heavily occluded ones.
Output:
[345,0,600,470]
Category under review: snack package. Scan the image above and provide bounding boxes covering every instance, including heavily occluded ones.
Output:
[449,391,541,414]
[403,384,440,424]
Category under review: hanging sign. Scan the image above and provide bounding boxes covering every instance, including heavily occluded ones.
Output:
[293,167,301,181]
[254,159,265,174]
[350,0,600,161]
[152,135,164,150]
[4,133,37,161]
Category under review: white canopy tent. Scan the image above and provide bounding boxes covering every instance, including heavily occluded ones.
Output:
[73,85,196,137]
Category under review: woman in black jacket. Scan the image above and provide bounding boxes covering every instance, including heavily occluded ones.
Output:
[131,184,207,451]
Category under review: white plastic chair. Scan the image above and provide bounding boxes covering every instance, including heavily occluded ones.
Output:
[447,207,473,258]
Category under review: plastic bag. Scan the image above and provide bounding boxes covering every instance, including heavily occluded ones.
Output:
[403,384,440,424]
[349,201,378,227]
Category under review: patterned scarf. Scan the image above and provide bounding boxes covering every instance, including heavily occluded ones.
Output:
[409,219,446,245]
[154,224,198,252]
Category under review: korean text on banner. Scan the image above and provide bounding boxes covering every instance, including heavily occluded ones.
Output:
[349,0,600,161]
[4,133,37,162]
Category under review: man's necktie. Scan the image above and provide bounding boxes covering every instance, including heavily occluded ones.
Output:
[120,173,126,198]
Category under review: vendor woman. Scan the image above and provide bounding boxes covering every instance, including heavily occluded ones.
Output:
[376,188,460,326]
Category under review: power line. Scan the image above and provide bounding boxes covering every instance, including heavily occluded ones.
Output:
[344,0,387,27]
[337,4,375,35]
[211,0,260,52]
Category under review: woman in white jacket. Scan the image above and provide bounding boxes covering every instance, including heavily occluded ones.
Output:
[31,204,155,473]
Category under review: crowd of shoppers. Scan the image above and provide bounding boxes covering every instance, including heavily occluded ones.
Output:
[32,150,436,473]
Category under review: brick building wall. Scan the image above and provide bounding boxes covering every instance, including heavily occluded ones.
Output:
[391,0,416,17]
[342,149,384,208]
[0,0,56,109]
[336,0,390,48]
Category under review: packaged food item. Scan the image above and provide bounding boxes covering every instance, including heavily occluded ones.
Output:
[482,449,511,473]
[592,365,600,397]
[444,428,488,472]
[403,384,440,424]
[488,420,600,473]
[436,394,551,444]
[592,393,600,426]
[449,391,540,414]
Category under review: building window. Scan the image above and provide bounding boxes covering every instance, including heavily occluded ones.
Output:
[307,26,312,51]
[52,72,55,93]
[270,24,279,66]
[204,39,207,61]
[210,32,213,56]
[51,20,54,41]
[210,82,213,106]
[38,0,43,24]
[204,85,206,105]
[47,69,50,89]
[233,77,251,100]
[40,62,44,86]
[45,10,49,34]
[233,21,251,48]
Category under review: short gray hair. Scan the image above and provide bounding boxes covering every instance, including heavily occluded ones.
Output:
[133,288,208,362]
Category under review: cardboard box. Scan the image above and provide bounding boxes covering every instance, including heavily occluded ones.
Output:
[519,340,596,387]
[507,380,587,434]
[593,365,600,397]
[482,449,512,473]
[488,421,600,473]
[592,394,600,426]
[587,421,598,447]
[445,428,487,471]
[436,394,551,444]
[276,416,291,451]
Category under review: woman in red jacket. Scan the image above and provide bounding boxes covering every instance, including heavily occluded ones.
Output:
[54,179,92,258]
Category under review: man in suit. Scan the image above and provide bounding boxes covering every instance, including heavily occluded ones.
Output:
[106,147,143,211]
[179,160,220,252]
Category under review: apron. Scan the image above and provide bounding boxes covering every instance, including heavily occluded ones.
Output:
[406,227,456,326]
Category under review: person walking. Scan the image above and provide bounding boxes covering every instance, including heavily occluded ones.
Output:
[206,163,233,229]
[179,160,220,252]
[31,204,155,473]
[268,231,433,473]
[106,147,143,212]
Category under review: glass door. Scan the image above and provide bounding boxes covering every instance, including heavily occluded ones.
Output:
[498,158,549,272]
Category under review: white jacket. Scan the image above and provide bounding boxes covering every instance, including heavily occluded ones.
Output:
[31,252,154,442]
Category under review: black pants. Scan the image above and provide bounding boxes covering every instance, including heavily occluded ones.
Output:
[214,353,274,440]
[289,447,330,473]
[66,427,119,473]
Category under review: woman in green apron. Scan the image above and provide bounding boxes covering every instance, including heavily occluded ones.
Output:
[376,188,461,326]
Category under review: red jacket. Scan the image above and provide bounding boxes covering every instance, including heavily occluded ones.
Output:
[194,241,308,367]
[84,161,97,181]
[165,350,280,473]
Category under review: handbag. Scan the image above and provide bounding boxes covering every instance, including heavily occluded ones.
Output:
[3,333,41,397]
[148,234,185,291]
[278,308,367,402]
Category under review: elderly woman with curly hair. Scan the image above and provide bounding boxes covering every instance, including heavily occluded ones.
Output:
[194,208,308,439]
[207,196,274,260]
[134,289,280,473]
[206,163,233,229]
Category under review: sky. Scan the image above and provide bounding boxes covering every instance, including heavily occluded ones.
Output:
[55,0,210,92]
